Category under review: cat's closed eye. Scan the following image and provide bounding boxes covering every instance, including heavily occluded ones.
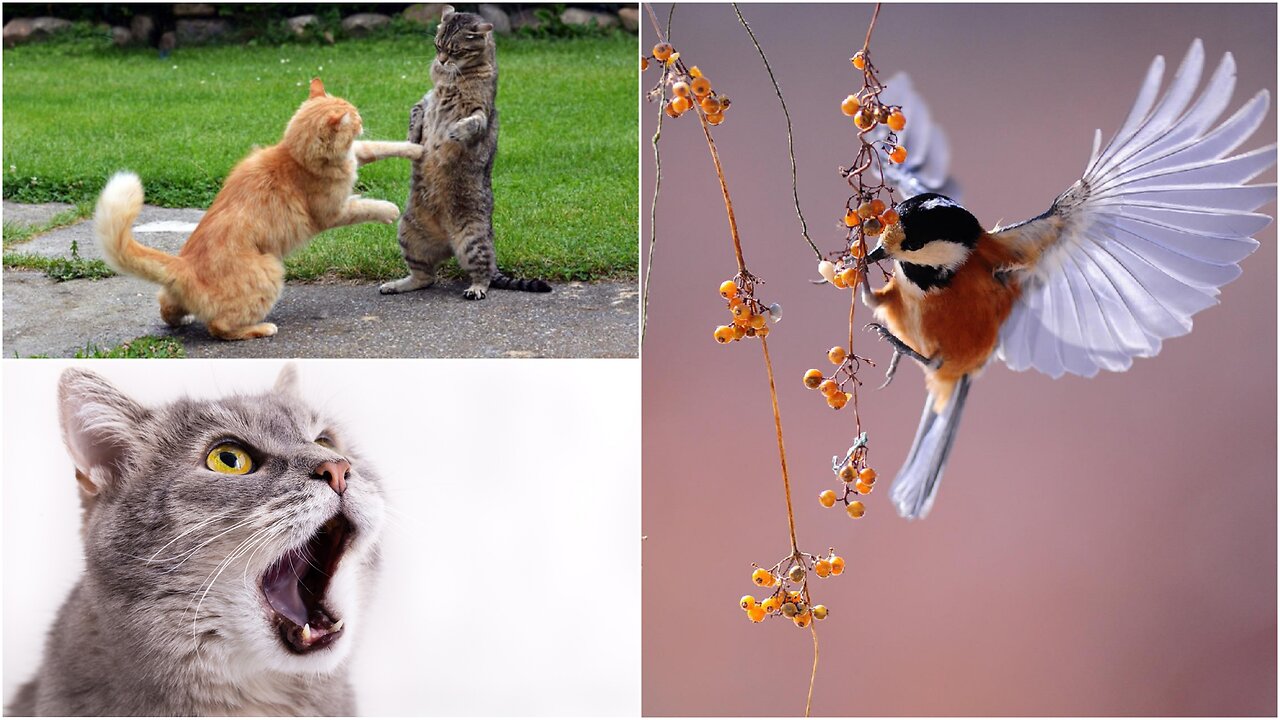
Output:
[206,442,254,475]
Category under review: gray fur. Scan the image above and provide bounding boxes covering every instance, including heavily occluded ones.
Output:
[382,6,550,299]
[7,367,384,716]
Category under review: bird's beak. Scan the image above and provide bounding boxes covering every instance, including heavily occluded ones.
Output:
[865,244,888,264]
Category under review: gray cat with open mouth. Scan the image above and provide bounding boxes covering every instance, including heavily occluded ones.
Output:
[7,366,385,716]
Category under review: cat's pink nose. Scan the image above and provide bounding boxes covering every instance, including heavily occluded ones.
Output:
[312,459,350,496]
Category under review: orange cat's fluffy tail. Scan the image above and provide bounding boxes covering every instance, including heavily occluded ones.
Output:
[95,172,183,285]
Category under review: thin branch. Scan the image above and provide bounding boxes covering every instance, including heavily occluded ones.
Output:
[641,3,674,344]
[732,3,820,260]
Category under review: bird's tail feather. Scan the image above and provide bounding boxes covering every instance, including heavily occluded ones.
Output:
[890,375,972,519]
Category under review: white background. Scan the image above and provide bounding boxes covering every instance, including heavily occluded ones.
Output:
[2,359,640,715]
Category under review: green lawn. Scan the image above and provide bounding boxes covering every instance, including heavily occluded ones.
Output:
[3,33,638,281]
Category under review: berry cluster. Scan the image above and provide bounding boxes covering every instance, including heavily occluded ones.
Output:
[820,432,877,517]
[714,277,781,344]
[644,43,733,125]
[741,552,843,627]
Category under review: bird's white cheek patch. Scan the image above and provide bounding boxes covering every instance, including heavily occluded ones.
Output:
[900,240,969,269]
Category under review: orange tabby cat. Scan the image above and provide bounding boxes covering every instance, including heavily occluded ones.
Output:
[95,78,422,340]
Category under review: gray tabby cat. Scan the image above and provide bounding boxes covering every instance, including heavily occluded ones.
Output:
[380,4,552,300]
[7,366,385,716]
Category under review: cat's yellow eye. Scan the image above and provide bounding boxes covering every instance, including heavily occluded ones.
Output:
[315,436,336,449]
[206,443,253,475]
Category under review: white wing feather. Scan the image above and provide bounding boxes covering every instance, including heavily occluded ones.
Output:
[994,39,1276,378]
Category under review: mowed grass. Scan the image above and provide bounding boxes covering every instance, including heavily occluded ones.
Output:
[2,33,638,281]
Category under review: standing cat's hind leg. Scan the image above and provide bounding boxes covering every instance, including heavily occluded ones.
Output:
[456,232,496,301]
[380,270,436,295]
[208,319,278,341]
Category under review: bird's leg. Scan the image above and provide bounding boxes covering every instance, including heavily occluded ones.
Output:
[878,350,902,389]
[864,323,941,370]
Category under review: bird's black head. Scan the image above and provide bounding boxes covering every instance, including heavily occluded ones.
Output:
[897,193,982,252]
[868,193,983,272]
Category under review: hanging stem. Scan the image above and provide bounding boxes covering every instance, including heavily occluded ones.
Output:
[694,109,747,274]
[760,336,799,553]
[641,3,675,343]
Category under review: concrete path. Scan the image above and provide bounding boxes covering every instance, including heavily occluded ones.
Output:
[2,203,638,358]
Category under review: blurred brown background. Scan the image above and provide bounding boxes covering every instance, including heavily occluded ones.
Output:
[641,3,1276,716]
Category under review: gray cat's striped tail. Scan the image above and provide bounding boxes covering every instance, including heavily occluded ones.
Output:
[491,271,552,293]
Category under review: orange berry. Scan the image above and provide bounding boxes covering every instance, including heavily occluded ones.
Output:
[793,611,812,628]
[831,272,848,289]
[839,267,859,287]
[887,109,906,131]
[640,56,649,71]
[752,568,775,587]
[849,241,866,259]
[756,324,770,338]
[846,500,866,518]
[670,96,691,114]
[828,346,847,365]
[869,199,886,216]
[840,94,860,116]
[714,325,734,344]
[706,112,725,126]
[863,217,883,236]
[750,314,767,330]
[803,369,824,390]
[852,51,866,70]
[672,81,690,98]
[761,595,781,613]
[701,96,722,114]
[747,606,767,623]
[859,467,877,484]
[732,324,747,340]
[855,481,873,495]
[689,65,702,78]
[889,145,908,164]
[690,77,712,97]
[879,208,899,226]
[844,209,859,227]
[819,489,837,508]
[830,556,846,575]
[812,605,829,621]
[815,559,832,577]
[740,594,757,610]
[857,201,876,219]
[653,43,672,61]
[854,110,875,130]
[838,464,856,483]
[719,280,738,299]
[818,379,839,396]
[664,103,681,119]
[731,303,750,319]
[828,392,848,410]
[780,602,798,618]
[787,590,802,603]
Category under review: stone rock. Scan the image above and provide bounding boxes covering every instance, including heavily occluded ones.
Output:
[3,17,73,47]
[510,8,543,31]
[402,4,447,26]
[341,13,391,36]
[175,18,231,45]
[111,26,133,47]
[560,7,619,29]
[476,4,511,34]
[130,14,155,44]
[173,4,216,17]
[617,6,638,32]
[285,14,318,37]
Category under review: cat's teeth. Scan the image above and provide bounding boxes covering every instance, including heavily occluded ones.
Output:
[332,619,344,632]
[301,623,313,644]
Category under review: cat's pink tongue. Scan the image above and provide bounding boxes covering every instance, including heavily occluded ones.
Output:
[262,549,309,626]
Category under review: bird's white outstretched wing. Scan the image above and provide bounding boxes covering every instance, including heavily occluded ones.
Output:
[992,39,1276,379]
[875,73,960,201]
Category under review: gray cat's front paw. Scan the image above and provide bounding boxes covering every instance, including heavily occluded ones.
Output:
[446,118,479,143]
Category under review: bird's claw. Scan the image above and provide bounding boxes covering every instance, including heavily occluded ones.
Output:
[878,350,902,389]
[864,322,937,369]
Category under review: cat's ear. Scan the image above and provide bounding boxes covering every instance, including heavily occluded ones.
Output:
[328,111,353,129]
[274,363,302,399]
[58,369,147,497]
[441,5,455,20]
[309,77,326,99]
[475,22,494,34]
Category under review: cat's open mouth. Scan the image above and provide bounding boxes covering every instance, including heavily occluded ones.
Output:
[261,514,353,654]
